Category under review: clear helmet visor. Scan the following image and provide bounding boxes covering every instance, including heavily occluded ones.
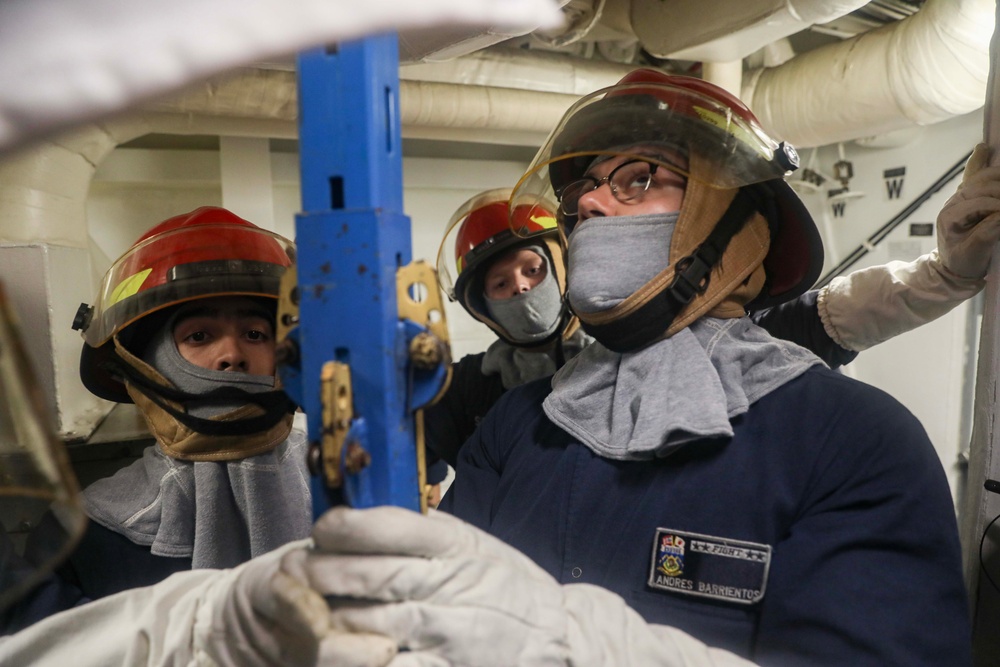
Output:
[510,80,798,236]
[0,284,85,613]
[81,223,295,347]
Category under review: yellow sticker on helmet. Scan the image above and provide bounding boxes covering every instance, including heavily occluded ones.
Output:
[107,269,152,307]
[692,106,771,160]
[531,214,557,229]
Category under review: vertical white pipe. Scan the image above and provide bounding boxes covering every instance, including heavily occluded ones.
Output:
[701,60,743,98]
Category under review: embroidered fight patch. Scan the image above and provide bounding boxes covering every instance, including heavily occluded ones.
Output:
[647,528,771,605]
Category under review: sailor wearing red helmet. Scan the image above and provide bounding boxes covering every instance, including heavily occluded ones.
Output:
[5,70,988,664]
[12,72,990,665]
[2,207,310,632]
[407,70,972,664]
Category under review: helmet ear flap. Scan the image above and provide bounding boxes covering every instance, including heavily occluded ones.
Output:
[79,342,128,403]
[78,305,177,404]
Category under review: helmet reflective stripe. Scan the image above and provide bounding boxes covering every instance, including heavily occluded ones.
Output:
[107,269,152,307]
[691,105,773,162]
[530,213,558,229]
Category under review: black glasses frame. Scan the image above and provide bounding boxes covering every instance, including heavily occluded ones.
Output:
[557,158,668,218]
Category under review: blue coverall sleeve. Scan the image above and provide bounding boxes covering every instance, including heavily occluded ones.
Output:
[751,290,859,369]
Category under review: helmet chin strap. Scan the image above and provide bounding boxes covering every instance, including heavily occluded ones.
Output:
[110,337,296,460]
[577,183,777,353]
[104,354,296,436]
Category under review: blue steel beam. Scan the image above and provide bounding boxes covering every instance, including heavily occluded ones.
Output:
[291,34,420,513]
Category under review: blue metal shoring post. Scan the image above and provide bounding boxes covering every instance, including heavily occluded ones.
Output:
[291,34,420,514]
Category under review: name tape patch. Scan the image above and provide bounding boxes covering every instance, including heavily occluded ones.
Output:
[647,527,771,605]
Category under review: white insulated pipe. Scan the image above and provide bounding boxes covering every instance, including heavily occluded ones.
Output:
[113,67,589,138]
[744,0,994,148]
[0,61,583,248]
[702,61,743,98]
[399,80,580,134]
[400,47,635,96]
[0,110,297,246]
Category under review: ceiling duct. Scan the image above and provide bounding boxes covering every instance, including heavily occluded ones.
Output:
[744,0,993,147]
[394,0,990,149]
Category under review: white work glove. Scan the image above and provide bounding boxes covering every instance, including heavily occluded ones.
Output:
[194,539,397,667]
[937,143,1000,279]
[279,506,755,667]
[0,539,398,667]
[817,144,1000,352]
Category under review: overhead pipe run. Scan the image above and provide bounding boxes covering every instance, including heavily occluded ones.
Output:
[400,47,635,96]
[744,0,994,148]
[399,80,580,135]
[3,0,995,248]
[95,0,992,156]
[401,0,994,149]
[146,66,586,141]
[402,0,993,150]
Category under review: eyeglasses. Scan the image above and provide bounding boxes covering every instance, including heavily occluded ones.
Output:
[556,157,687,225]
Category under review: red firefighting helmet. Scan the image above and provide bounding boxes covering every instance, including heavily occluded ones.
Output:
[74,206,294,402]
